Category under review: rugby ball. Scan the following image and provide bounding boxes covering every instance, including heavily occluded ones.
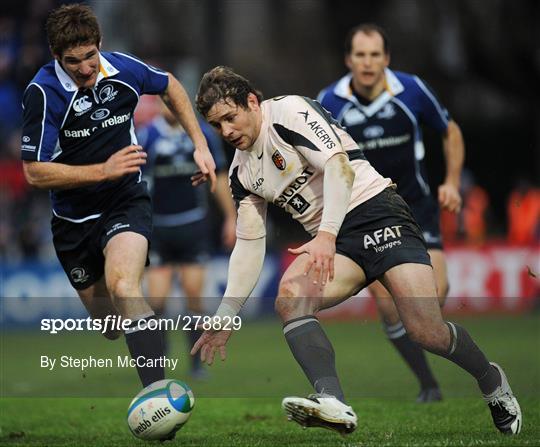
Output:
[127,379,195,440]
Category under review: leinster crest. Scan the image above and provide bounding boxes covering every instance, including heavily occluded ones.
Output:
[272,150,286,170]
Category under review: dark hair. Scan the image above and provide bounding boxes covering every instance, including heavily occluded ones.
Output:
[196,66,264,117]
[344,23,390,55]
[46,3,101,57]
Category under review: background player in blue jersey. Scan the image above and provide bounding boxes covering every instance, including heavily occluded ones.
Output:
[138,102,236,378]
[318,24,465,402]
[20,3,216,389]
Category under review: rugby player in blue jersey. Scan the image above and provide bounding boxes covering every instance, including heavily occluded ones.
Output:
[138,102,236,378]
[20,3,216,388]
[318,24,464,403]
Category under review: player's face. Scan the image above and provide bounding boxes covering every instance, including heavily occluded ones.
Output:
[206,93,262,150]
[345,31,389,90]
[57,44,101,89]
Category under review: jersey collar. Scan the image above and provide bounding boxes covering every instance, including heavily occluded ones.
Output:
[333,68,404,117]
[54,52,120,92]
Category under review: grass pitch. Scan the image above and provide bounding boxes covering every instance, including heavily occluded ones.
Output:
[1,315,539,446]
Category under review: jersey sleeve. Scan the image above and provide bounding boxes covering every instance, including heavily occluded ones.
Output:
[413,76,450,132]
[272,96,345,171]
[115,52,169,95]
[21,83,60,162]
[201,121,227,172]
[229,165,267,239]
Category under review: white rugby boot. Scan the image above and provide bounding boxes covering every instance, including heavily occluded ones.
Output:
[483,362,522,435]
[282,393,357,435]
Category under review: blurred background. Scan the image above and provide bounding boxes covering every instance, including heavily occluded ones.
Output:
[0,0,538,309]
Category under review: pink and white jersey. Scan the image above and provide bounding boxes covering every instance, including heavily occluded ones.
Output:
[229,95,391,239]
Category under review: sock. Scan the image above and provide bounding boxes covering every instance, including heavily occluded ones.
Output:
[442,322,501,394]
[283,315,345,403]
[124,314,165,387]
[384,321,439,390]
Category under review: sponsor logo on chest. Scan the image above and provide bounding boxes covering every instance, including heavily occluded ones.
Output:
[275,167,314,207]
[272,150,286,170]
[73,95,92,115]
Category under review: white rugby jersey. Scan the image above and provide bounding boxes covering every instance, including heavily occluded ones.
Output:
[229,95,391,239]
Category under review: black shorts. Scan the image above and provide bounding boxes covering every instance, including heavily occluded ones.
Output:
[336,187,432,284]
[149,219,210,266]
[408,196,443,250]
[52,183,152,290]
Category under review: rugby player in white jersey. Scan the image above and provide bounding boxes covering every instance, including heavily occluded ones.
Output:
[190,66,521,436]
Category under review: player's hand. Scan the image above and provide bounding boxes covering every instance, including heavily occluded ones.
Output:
[193,148,217,192]
[438,182,462,213]
[190,171,208,187]
[102,145,146,181]
[222,216,237,250]
[190,328,232,365]
[287,230,336,287]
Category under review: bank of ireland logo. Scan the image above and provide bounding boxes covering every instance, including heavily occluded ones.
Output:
[271,150,286,170]
[70,267,90,284]
[99,84,118,103]
[73,95,92,114]
[91,108,110,121]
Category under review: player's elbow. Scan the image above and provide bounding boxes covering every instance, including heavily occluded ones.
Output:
[22,162,46,189]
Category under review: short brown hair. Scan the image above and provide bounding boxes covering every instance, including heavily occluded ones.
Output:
[46,4,101,57]
[196,66,263,117]
[345,23,390,55]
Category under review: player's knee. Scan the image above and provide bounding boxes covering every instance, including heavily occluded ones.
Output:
[107,276,139,299]
[275,281,299,320]
[275,295,297,321]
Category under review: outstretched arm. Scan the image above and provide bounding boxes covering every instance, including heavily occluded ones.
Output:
[22,145,147,189]
[190,236,266,365]
[439,120,464,213]
[161,73,217,191]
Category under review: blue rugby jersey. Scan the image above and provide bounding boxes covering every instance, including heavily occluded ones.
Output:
[21,51,169,222]
[137,117,226,227]
[318,69,450,203]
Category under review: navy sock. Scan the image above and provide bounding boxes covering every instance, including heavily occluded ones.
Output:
[124,315,165,387]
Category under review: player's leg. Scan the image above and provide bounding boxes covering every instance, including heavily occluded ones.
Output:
[104,231,165,387]
[77,277,121,340]
[146,264,174,354]
[178,263,208,378]
[146,266,174,316]
[428,248,449,304]
[371,280,441,401]
[381,263,522,434]
[277,253,364,434]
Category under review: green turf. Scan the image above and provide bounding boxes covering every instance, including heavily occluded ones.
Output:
[1,316,539,446]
